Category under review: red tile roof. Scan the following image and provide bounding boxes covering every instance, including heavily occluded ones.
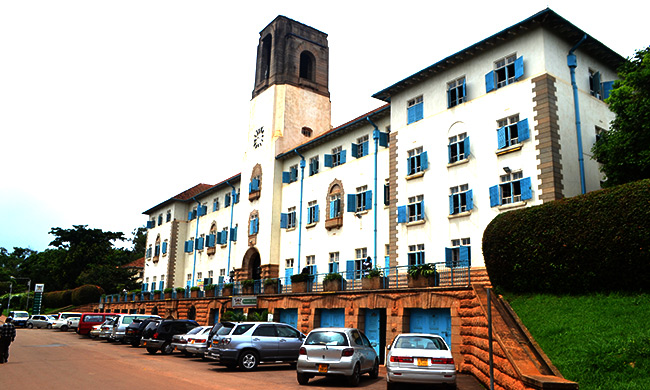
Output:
[122,257,145,269]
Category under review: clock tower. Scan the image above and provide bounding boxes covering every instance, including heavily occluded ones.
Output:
[236,16,331,280]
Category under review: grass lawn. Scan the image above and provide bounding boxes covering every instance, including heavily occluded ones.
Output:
[505,293,650,390]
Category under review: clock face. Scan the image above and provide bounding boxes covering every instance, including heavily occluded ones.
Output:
[252,127,264,149]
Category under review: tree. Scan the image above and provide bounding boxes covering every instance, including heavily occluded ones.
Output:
[592,46,650,186]
[129,226,147,261]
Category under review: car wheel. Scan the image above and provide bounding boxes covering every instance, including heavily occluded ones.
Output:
[183,351,193,357]
[238,350,259,371]
[161,342,174,355]
[347,363,361,387]
[130,340,140,348]
[225,363,238,370]
[27,323,34,329]
[61,325,68,332]
[47,324,52,329]
[386,380,398,390]
[297,372,310,385]
[146,347,158,354]
[369,359,379,379]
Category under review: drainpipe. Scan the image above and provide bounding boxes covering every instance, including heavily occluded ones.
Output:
[294,149,306,273]
[366,117,379,268]
[568,34,588,194]
[225,180,237,280]
[190,197,202,288]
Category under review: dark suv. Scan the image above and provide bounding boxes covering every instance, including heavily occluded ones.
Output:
[141,319,199,354]
[205,321,305,370]
[125,317,161,347]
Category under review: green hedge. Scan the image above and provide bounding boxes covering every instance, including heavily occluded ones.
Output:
[71,285,104,306]
[483,179,650,293]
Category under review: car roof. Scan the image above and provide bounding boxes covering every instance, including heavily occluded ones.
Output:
[309,327,357,333]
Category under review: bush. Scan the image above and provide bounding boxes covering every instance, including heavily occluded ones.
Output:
[263,278,278,287]
[407,263,437,278]
[241,279,255,288]
[365,268,383,278]
[153,290,162,294]
[71,285,105,306]
[290,273,314,283]
[175,287,185,293]
[43,289,73,308]
[190,286,201,292]
[203,284,215,291]
[483,179,650,293]
[163,288,174,294]
[323,272,342,282]
[223,283,234,289]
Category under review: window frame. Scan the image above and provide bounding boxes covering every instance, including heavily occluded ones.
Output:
[447,76,466,108]
[407,95,424,124]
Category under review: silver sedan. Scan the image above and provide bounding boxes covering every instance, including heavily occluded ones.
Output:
[385,333,456,389]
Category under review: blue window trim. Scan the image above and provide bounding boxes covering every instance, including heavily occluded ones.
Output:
[448,137,470,163]
[489,177,532,207]
[407,100,424,124]
[497,118,529,149]
[449,190,474,215]
[407,151,428,175]
[486,56,524,92]
[447,78,466,108]
[307,204,319,224]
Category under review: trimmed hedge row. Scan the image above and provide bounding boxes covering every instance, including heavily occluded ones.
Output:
[483,179,650,293]
[43,284,105,308]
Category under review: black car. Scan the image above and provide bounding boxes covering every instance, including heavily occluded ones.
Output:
[141,319,199,355]
[125,317,161,347]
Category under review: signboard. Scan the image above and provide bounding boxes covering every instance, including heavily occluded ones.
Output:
[35,284,44,293]
[232,296,257,308]
[33,284,44,314]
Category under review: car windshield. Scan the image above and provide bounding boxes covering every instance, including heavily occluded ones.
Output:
[394,335,447,350]
[60,314,80,320]
[232,324,255,335]
[217,325,234,336]
[305,331,349,346]
[186,326,204,335]
[14,313,29,318]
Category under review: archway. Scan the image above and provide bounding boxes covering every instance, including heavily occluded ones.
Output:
[242,247,262,280]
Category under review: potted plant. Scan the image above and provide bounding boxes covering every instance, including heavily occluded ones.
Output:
[221,283,234,296]
[290,273,313,293]
[240,279,256,295]
[407,263,439,288]
[362,268,386,290]
[323,272,344,292]
[175,287,186,298]
[163,287,174,299]
[153,290,162,300]
[204,284,216,297]
[190,286,201,298]
[263,278,280,294]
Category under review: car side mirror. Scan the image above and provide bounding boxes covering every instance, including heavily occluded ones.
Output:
[386,344,392,350]
[371,342,377,347]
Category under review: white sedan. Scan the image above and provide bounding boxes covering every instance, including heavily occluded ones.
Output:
[385,333,456,389]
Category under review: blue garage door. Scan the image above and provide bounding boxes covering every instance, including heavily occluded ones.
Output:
[320,309,345,328]
[365,309,383,360]
[279,309,298,329]
[409,308,451,347]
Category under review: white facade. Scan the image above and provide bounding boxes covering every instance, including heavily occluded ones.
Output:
[142,9,622,289]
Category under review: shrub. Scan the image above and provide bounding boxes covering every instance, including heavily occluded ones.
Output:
[365,268,383,278]
[324,272,342,282]
[203,284,215,291]
[163,288,174,294]
[241,279,255,288]
[175,287,186,293]
[153,290,162,294]
[290,273,314,283]
[407,263,437,278]
[223,283,234,289]
[483,179,650,293]
[190,286,201,292]
[71,285,105,306]
[263,278,278,286]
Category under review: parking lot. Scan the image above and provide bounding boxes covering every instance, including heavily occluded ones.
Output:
[1,327,484,389]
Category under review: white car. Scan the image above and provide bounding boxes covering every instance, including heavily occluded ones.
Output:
[66,316,81,331]
[26,314,56,329]
[51,312,81,331]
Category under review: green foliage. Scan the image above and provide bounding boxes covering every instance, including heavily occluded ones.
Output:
[189,286,201,292]
[223,283,234,289]
[221,310,246,322]
[203,284,216,291]
[263,278,278,287]
[153,290,162,294]
[290,273,314,283]
[365,268,383,278]
[323,272,342,282]
[43,289,73,308]
[483,179,650,293]
[247,310,269,322]
[407,263,437,278]
[71,284,105,306]
[175,287,185,293]
[506,293,650,390]
[592,46,650,187]
[241,279,255,288]
[163,288,174,293]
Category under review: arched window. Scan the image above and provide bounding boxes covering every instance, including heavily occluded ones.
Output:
[261,34,272,81]
[325,180,344,230]
[299,51,315,81]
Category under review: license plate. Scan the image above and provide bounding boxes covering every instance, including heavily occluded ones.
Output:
[417,358,428,367]
[318,364,328,373]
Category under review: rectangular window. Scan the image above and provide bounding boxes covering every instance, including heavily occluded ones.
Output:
[157,214,163,226]
[348,186,372,213]
[408,195,424,222]
[407,95,423,124]
[224,193,231,207]
[447,77,466,108]
[407,146,428,175]
[489,172,533,207]
[235,189,240,204]
[208,270,213,279]
[309,156,319,176]
[486,54,524,92]
[249,216,259,235]
[249,177,260,193]
[306,255,317,275]
[589,69,602,99]
[352,135,369,158]
[166,210,171,222]
[282,207,297,229]
[289,165,298,183]
[384,180,390,206]
[329,194,341,218]
[332,146,343,167]
[448,133,469,163]
[351,248,368,279]
[449,184,473,215]
[329,252,339,273]
[446,238,471,268]
[286,258,294,269]
[408,244,425,266]
[213,198,220,211]
[307,201,319,225]
[496,114,531,149]
[187,274,192,287]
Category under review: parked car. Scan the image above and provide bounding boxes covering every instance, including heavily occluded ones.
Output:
[51,312,81,330]
[89,324,102,339]
[26,314,55,329]
[76,313,121,335]
[205,321,305,371]
[99,317,118,340]
[141,319,199,355]
[110,314,160,343]
[8,311,30,327]
[67,316,81,331]
[172,325,212,356]
[125,317,160,347]
[385,333,456,389]
[183,325,214,358]
[296,327,379,386]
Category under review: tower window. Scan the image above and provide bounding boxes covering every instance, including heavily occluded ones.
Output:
[261,34,272,81]
[299,51,315,81]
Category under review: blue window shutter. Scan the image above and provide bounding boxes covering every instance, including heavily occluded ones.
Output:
[364,191,372,210]
[449,195,455,215]
[249,221,255,235]
[159,281,164,290]
[421,151,428,170]
[199,205,207,216]
[497,127,507,149]
[459,246,470,265]
[213,201,217,212]
[324,154,333,167]
[407,156,412,175]
[254,218,259,234]
[466,190,474,211]
[414,103,423,121]
[215,232,221,245]
[520,177,533,200]
[225,194,230,207]
[464,136,471,158]
[340,150,346,164]
[291,166,297,182]
[447,88,452,108]
[379,132,388,147]
[230,227,237,242]
[407,106,415,124]
[280,213,288,229]
[489,185,500,207]
[602,81,615,100]
[329,200,336,219]
[351,143,359,158]
[282,171,290,183]
[332,262,339,273]
[485,70,495,93]
[197,237,204,250]
[397,205,407,223]
[147,220,154,229]
[462,79,466,101]
[347,194,356,212]
[445,248,453,268]
[207,234,214,247]
[447,144,452,163]
[362,141,369,156]
[188,211,193,221]
[346,260,355,280]
[518,118,530,142]
[309,264,317,275]
[514,56,524,80]
[314,205,319,222]
[162,241,168,254]
[285,268,292,286]
[418,201,425,220]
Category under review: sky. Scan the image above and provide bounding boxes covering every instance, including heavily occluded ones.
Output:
[1,0,648,252]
